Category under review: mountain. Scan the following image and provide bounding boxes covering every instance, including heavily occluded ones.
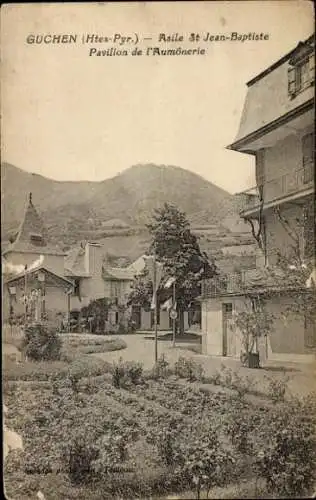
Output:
[1,162,247,253]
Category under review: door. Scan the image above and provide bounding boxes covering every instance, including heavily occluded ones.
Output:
[222,303,233,356]
[131,306,141,329]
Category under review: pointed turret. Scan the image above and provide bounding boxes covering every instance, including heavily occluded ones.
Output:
[14,192,47,247]
[2,194,65,258]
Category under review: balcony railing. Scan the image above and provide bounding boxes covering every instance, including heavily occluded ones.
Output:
[202,273,244,297]
[238,163,314,214]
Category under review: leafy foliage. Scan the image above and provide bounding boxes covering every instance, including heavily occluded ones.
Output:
[21,323,62,361]
[151,354,171,379]
[255,397,316,497]
[234,301,274,359]
[147,203,216,306]
[111,358,144,388]
[270,251,316,326]
[176,429,235,499]
[4,352,316,500]
[129,203,217,334]
[80,298,111,334]
[266,375,290,404]
[174,356,205,382]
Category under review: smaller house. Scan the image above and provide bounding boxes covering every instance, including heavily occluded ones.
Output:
[2,194,71,323]
[201,265,315,362]
[4,265,73,324]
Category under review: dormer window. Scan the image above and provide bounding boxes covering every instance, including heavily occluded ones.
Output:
[288,51,315,98]
[30,232,44,245]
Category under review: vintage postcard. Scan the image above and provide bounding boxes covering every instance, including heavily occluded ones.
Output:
[1,1,315,499]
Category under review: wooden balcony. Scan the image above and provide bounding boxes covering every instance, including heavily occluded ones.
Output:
[238,163,314,217]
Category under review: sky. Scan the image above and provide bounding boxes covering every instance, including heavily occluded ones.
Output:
[1,1,314,194]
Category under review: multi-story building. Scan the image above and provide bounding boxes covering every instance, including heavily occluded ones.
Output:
[201,34,315,361]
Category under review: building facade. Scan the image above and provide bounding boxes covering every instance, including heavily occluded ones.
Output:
[3,194,188,331]
[2,194,73,323]
[202,35,315,360]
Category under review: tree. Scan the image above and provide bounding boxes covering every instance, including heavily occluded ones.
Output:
[129,203,217,335]
[234,301,274,368]
[81,298,111,334]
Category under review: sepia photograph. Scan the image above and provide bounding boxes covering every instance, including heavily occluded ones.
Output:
[1,1,315,498]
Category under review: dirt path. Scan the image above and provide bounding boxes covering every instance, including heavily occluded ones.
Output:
[92,333,196,369]
[92,334,315,397]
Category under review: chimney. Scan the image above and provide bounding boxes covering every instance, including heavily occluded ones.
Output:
[84,242,103,276]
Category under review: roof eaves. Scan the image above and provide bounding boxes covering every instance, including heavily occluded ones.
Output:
[227,98,314,152]
[5,265,73,287]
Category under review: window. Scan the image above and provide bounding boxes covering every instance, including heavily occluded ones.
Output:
[302,133,314,184]
[250,296,262,312]
[223,303,233,318]
[288,53,315,98]
[304,314,316,348]
[73,279,80,297]
[110,281,121,298]
[30,233,44,246]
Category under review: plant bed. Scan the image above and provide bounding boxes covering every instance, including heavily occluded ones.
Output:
[60,336,126,361]
[4,359,316,500]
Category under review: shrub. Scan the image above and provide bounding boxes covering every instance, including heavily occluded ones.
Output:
[111,358,143,387]
[203,369,222,386]
[3,379,18,396]
[111,358,127,388]
[174,357,204,382]
[126,361,143,385]
[151,355,171,379]
[67,355,112,380]
[255,397,316,497]
[266,375,289,404]
[226,412,254,454]
[61,431,99,484]
[21,323,62,361]
[174,428,235,499]
[220,367,255,398]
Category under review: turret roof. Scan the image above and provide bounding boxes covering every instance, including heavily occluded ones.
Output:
[2,193,65,257]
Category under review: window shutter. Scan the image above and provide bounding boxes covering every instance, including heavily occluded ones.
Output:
[288,66,296,95]
[302,133,314,164]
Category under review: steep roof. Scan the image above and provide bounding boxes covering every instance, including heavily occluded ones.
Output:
[3,193,65,257]
[228,34,315,150]
[4,265,73,289]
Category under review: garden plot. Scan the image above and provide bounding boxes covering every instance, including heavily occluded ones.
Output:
[4,355,316,500]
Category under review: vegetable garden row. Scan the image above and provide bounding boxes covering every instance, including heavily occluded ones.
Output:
[4,355,316,500]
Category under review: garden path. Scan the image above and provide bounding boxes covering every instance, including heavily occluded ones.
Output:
[91,333,316,397]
